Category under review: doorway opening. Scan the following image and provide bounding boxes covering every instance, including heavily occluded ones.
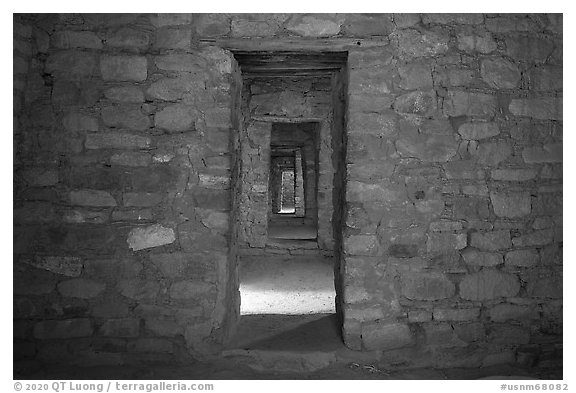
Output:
[228,51,347,351]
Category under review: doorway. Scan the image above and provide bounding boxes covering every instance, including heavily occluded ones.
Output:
[228,51,348,349]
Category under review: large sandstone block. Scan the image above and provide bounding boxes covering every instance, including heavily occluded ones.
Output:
[489,304,537,322]
[398,61,433,90]
[522,144,563,163]
[117,279,160,301]
[63,113,99,132]
[423,323,466,347]
[505,249,540,267]
[361,321,413,350]
[123,192,163,207]
[146,75,205,101]
[127,224,175,251]
[461,248,503,267]
[46,51,98,80]
[422,13,484,25]
[149,252,190,279]
[22,256,83,277]
[346,181,404,204]
[459,269,520,300]
[341,14,394,37]
[457,32,497,54]
[433,308,480,321]
[231,16,283,38]
[110,152,152,167]
[526,65,563,91]
[100,318,140,337]
[100,56,147,81]
[506,36,554,63]
[106,28,149,51]
[480,58,521,89]
[458,122,500,140]
[490,191,531,218]
[394,90,437,116]
[426,233,467,253]
[101,106,150,131]
[470,230,512,251]
[155,104,198,132]
[347,111,398,137]
[195,14,231,37]
[491,169,537,182]
[489,325,530,345]
[57,279,106,299]
[401,272,455,300]
[170,280,214,300]
[286,14,342,37]
[85,132,151,150]
[104,86,145,103]
[396,129,458,162]
[474,141,512,166]
[443,91,497,117]
[34,319,93,339]
[397,28,450,57]
[526,276,562,298]
[69,189,117,207]
[509,98,562,121]
[51,31,103,49]
[344,235,379,256]
[512,229,554,247]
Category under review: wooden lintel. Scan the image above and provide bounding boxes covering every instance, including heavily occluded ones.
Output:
[200,37,390,52]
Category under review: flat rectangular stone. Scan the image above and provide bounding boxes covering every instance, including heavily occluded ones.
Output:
[70,189,117,207]
[34,319,93,339]
[127,224,176,251]
[85,133,151,150]
[100,56,147,81]
[433,308,480,321]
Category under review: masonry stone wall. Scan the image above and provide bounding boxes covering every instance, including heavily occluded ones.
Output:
[14,13,562,371]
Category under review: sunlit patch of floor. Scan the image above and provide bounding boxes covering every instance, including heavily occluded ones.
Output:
[239,255,335,315]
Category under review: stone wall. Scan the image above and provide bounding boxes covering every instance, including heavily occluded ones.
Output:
[14,13,239,366]
[14,13,562,370]
[341,13,562,369]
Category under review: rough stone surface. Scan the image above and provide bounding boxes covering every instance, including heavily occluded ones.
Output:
[426,233,467,253]
[85,133,151,150]
[100,318,140,338]
[470,230,512,251]
[286,14,342,37]
[509,98,563,121]
[57,279,106,299]
[155,104,197,132]
[34,319,93,339]
[361,322,413,350]
[505,249,540,267]
[126,224,176,251]
[433,308,480,321]
[480,58,521,89]
[490,191,531,218]
[396,129,458,162]
[459,269,520,300]
[100,56,147,81]
[401,272,455,300]
[462,248,503,267]
[101,106,150,131]
[22,256,83,277]
[522,144,563,163]
[458,122,500,140]
[70,190,117,207]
